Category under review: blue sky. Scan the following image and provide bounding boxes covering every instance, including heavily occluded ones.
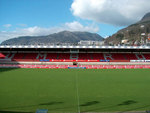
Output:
[0,0,149,42]
[0,0,73,27]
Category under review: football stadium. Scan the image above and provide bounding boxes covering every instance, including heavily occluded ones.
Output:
[1,0,150,113]
[0,45,150,113]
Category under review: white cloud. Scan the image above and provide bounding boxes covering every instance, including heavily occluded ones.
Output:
[0,21,99,43]
[64,21,99,32]
[3,24,12,28]
[17,24,27,27]
[71,0,150,26]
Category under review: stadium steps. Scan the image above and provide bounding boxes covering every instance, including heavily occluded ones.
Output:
[5,53,15,59]
[70,53,78,59]
[123,54,127,60]
[57,53,59,59]
[22,53,26,59]
[91,53,93,59]
[135,53,146,60]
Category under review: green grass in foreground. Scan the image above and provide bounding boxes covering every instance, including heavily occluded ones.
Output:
[0,68,150,113]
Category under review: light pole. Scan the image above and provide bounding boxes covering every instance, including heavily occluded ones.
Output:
[140,25,145,46]
[141,33,145,46]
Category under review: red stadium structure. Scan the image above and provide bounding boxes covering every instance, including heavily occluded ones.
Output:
[0,52,150,62]
[0,45,150,69]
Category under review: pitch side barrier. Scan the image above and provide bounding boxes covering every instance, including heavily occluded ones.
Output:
[50,59,130,62]
[40,59,50,62]
[13,59,148,63]
[68,67,86,69]
[11,59,148,62]
[27,59,130,62]
[130,60,150,62]
[1,64,150,69]
[41,59,149,62]
[3,59,150,64]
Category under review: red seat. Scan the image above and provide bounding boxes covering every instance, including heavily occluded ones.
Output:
[1,52,150,62]
[0,53,5,59]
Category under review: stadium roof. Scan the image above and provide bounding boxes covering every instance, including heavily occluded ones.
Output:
[0,45,150,49]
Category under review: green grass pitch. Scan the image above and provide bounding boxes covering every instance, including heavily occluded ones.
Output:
[0,68,150,113]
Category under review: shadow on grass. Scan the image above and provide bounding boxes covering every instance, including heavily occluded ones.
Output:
[39,102,63,106]
[82,100,138,112]
[0,102,78,113]
[0,68,19,73]
[80,101,100,106]
[82,99,150,112]
[120,104,150,113]
[0,111,33,113]
[118,100,137,106]
[0,101,63,110]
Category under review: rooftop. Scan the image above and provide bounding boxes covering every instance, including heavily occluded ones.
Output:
[0,45,150,49]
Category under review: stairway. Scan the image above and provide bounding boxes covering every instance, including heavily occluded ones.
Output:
[70,53,78,60]
[123,54,127,60]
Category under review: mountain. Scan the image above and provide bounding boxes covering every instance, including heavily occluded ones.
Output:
[105,12,150,46]
[140,12,150,22]
[1,31,104,45]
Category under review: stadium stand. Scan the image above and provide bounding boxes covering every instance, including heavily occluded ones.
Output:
[0,53,5,59]
[46,53,58,59]
[0,45,150,69]
[58,53,70,60]
[0,53,150,61]
[0,64,150,69]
